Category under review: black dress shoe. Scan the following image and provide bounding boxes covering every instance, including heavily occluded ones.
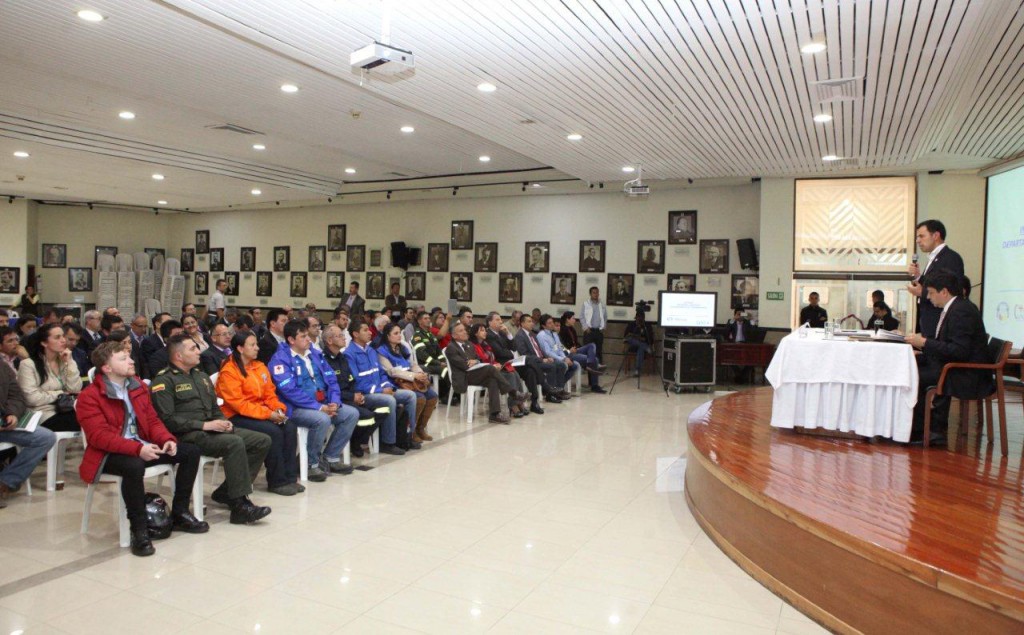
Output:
[327,461,354,475]
[545,393,562,404]
[380,443,406,456]
[530,404,545,415]
[350,445,365,458]
[130,531,155,557]
[511,409,526,418]
[211,488,232,507]
[171,511,210,534]
[230,498,272,525]
[590,386,607,394]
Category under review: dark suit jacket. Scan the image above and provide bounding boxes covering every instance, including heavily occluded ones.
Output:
[918,245,964,338]
[257,331,281,365]
[139,334,164,379]
[147,347,169,379]
[444,340,479,394]
[513,329,544,360]
[920,297,992,399]
[200,346,229,376]
[726,320,748,342]
[486,329,516,363]
[337,294,365,317]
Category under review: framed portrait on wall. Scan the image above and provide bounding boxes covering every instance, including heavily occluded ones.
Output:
[194,271,208,297]
[0,267,18,294]
[273,246,290,272]
[450,220,474,250]
[209,248,224,272]
[498,272,522,304]
[699,239,729,274]
[450,272,472,302]
[667,274,696,292]
[42,244,66,268]
[731,274,759,309]
[256,271,273,297]
[550,273,577,305]
[240,247,256,272]
[94,246,118,269]
[474,242,497,272]
[427,243,449,272]
[637,240,665,274]
[309,245,326,272]
[68,268,92,292]
[145,248,165,262]
[525,241,549,273]
[668,210,697,245]
[579,240,605,273]
[346,245,366,272]
[195,230,210,254]
[180,248,194,272]
[328,224,346,251]
[405,272,426,301]
[224,271,239,296]
[370,248,382,268]
[607,273,634,307]
[290,272,307,298]
[326,272,345,298]
[366,272,386,299]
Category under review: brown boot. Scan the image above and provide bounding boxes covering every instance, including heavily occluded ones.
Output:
[413,397,426,442]
[416,397,437,441]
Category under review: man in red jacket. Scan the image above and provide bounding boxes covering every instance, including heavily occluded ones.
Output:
[77,342,208,557]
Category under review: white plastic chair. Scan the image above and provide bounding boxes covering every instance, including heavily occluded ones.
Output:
[296,422,350,482]
[566,364,582,396]
[46,430,82,492]
[79,430,174,547]
[191,454,221,522]
[0,442,32,495]
[441,349,486,423]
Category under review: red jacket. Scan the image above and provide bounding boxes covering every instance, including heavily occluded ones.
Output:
[77,371,176,484]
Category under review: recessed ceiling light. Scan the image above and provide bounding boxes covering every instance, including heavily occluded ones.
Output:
[822,154,840,161]
[12,151,29,158]
[813,113,833,123]
[280,83,299,93]
[151,173,164,180]
[251,188,262,195]
[531,183,542,188]
[477,82,497,93]
[157,200,168,205]
[252,144,266,151]
[77,9,104,22]
[479,155,491,162]
[566,133,583,141]
[344,167,356,174]
[622,166,636,173]
[800,40,827,54]
[118,111,135,120]
[400,126,415,133]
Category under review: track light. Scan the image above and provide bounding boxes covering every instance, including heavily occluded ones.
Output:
[452,187,458,196]
[327,197,333,203]
[387,190,392,200]
[7,196,13,204]
[599,182,604,189]
[275,201,280,205]
[88,203,94,210]
[687,178,693,184]
[522,182,527,192]
[589,183,594,189]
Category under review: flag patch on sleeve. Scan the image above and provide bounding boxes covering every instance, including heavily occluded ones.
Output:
[273,364,285,375]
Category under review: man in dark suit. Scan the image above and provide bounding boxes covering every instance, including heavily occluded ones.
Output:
[908,219,964,339]
[444,323,511,424]
[485,312,546,413]
[257,309,288,365]
[337,282,365,317]
[906,270,992,445]
[139,312,172,380]
[513,315,571,401]
[146,320,183,379]
[200,323,231,375]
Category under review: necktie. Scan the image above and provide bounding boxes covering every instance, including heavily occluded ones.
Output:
[529,334,542,357]
[936,303,951,337]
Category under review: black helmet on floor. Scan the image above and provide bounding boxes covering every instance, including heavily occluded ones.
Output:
[145,492,172,540]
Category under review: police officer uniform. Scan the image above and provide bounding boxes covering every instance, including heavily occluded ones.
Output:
[412,327,451,401]
[150,363,271,506]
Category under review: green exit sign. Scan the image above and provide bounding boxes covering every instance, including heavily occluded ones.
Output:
[766,291,785,301]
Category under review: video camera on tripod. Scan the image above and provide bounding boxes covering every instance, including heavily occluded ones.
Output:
[634,299,653,316]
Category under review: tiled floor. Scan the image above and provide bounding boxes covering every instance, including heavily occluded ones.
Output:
[0,378,826,633]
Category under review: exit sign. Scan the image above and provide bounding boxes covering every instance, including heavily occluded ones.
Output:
[766,291,785,301]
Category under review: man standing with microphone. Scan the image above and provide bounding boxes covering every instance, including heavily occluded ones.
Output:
[907,220,964,339]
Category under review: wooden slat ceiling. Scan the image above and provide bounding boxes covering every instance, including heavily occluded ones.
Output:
[0,0,1022,209]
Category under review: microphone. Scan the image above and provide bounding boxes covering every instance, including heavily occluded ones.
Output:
[912,254,919,265]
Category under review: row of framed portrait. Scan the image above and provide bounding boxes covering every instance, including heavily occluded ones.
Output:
[42,245,165,272]
[447,212,698,250]
[192,268,759,310]
[181,244,381,274]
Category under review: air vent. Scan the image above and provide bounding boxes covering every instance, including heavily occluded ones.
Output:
[829,158,861,167]
[206,123,265,135]
[811,77,864,103]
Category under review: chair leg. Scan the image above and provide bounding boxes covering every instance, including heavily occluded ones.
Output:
[923,391,934,449]
[297,428,309,482]
[81,484,95,534]
[46,440,59,492]
[343,442,350,466]
[466,391,474,423]
[192,466,205,522]
[370,428,379,455]
[985,399,994,447]
[116,487,130,548]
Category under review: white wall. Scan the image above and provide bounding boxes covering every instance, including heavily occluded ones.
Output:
[757,178,795,328]
[917,172,985,284]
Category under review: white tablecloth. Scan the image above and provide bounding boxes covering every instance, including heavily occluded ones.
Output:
[765,331,919,442]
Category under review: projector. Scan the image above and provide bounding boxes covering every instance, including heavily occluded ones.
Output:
[624,183,650,196]
[350,42,415,72]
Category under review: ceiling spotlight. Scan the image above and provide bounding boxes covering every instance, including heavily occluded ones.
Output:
[800,39,826,54]
[252,144,266,151]
[386,190,392,200]
[477,82,497,93]
[479,155,490,162]
[13,151,29,158]
[87,203,94,210]
[344,167,356,174]
[822,154,840,161]
[7,196,14,204]
[566,133,583,141]
[532,183,541,188]
[400,126,415,133]
[687,178,694,184]
[157,200,167,205]
[151,173,164,180]
[521,182,527,192]
[251,188,262,195]
[280,83,299,93]
[813,113,833,123]
[327,197,333,203]
[452,187,458,196]
[622,166,635,173]
[77,9,104,22]
[118,111,135,120]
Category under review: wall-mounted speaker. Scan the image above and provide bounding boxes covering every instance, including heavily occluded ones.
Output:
[407,247,421,267]
[736,238,758,270]
[391,241,408,269]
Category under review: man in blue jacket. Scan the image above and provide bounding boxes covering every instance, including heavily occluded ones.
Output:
[269,319,357,481]
[344,319,420,451]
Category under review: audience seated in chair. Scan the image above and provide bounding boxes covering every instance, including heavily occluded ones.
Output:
[0,359,56,507]
[18,323,82,432]
[377,323,441,440]
[513,315,570,402]
[623,313,654,377]
[321,324,392,457]
[486,312,547,414]
[200,322,231,375]
[346,320,419,452]
[469,323,530,418]
[539,314,604,393]
[146,319,183,379]
[445,322,514,424]
[257,308,288,365]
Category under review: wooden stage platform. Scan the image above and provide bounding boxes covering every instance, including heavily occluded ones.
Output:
[685,387,1024,634]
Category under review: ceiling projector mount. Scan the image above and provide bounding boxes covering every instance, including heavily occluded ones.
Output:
[624,165,650,197]
[350,4,415,74]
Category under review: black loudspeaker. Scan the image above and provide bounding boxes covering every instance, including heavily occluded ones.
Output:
[737,238,758,270]
[677,340,716,385]
[407,247,421,267]
[391,241,408,269]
